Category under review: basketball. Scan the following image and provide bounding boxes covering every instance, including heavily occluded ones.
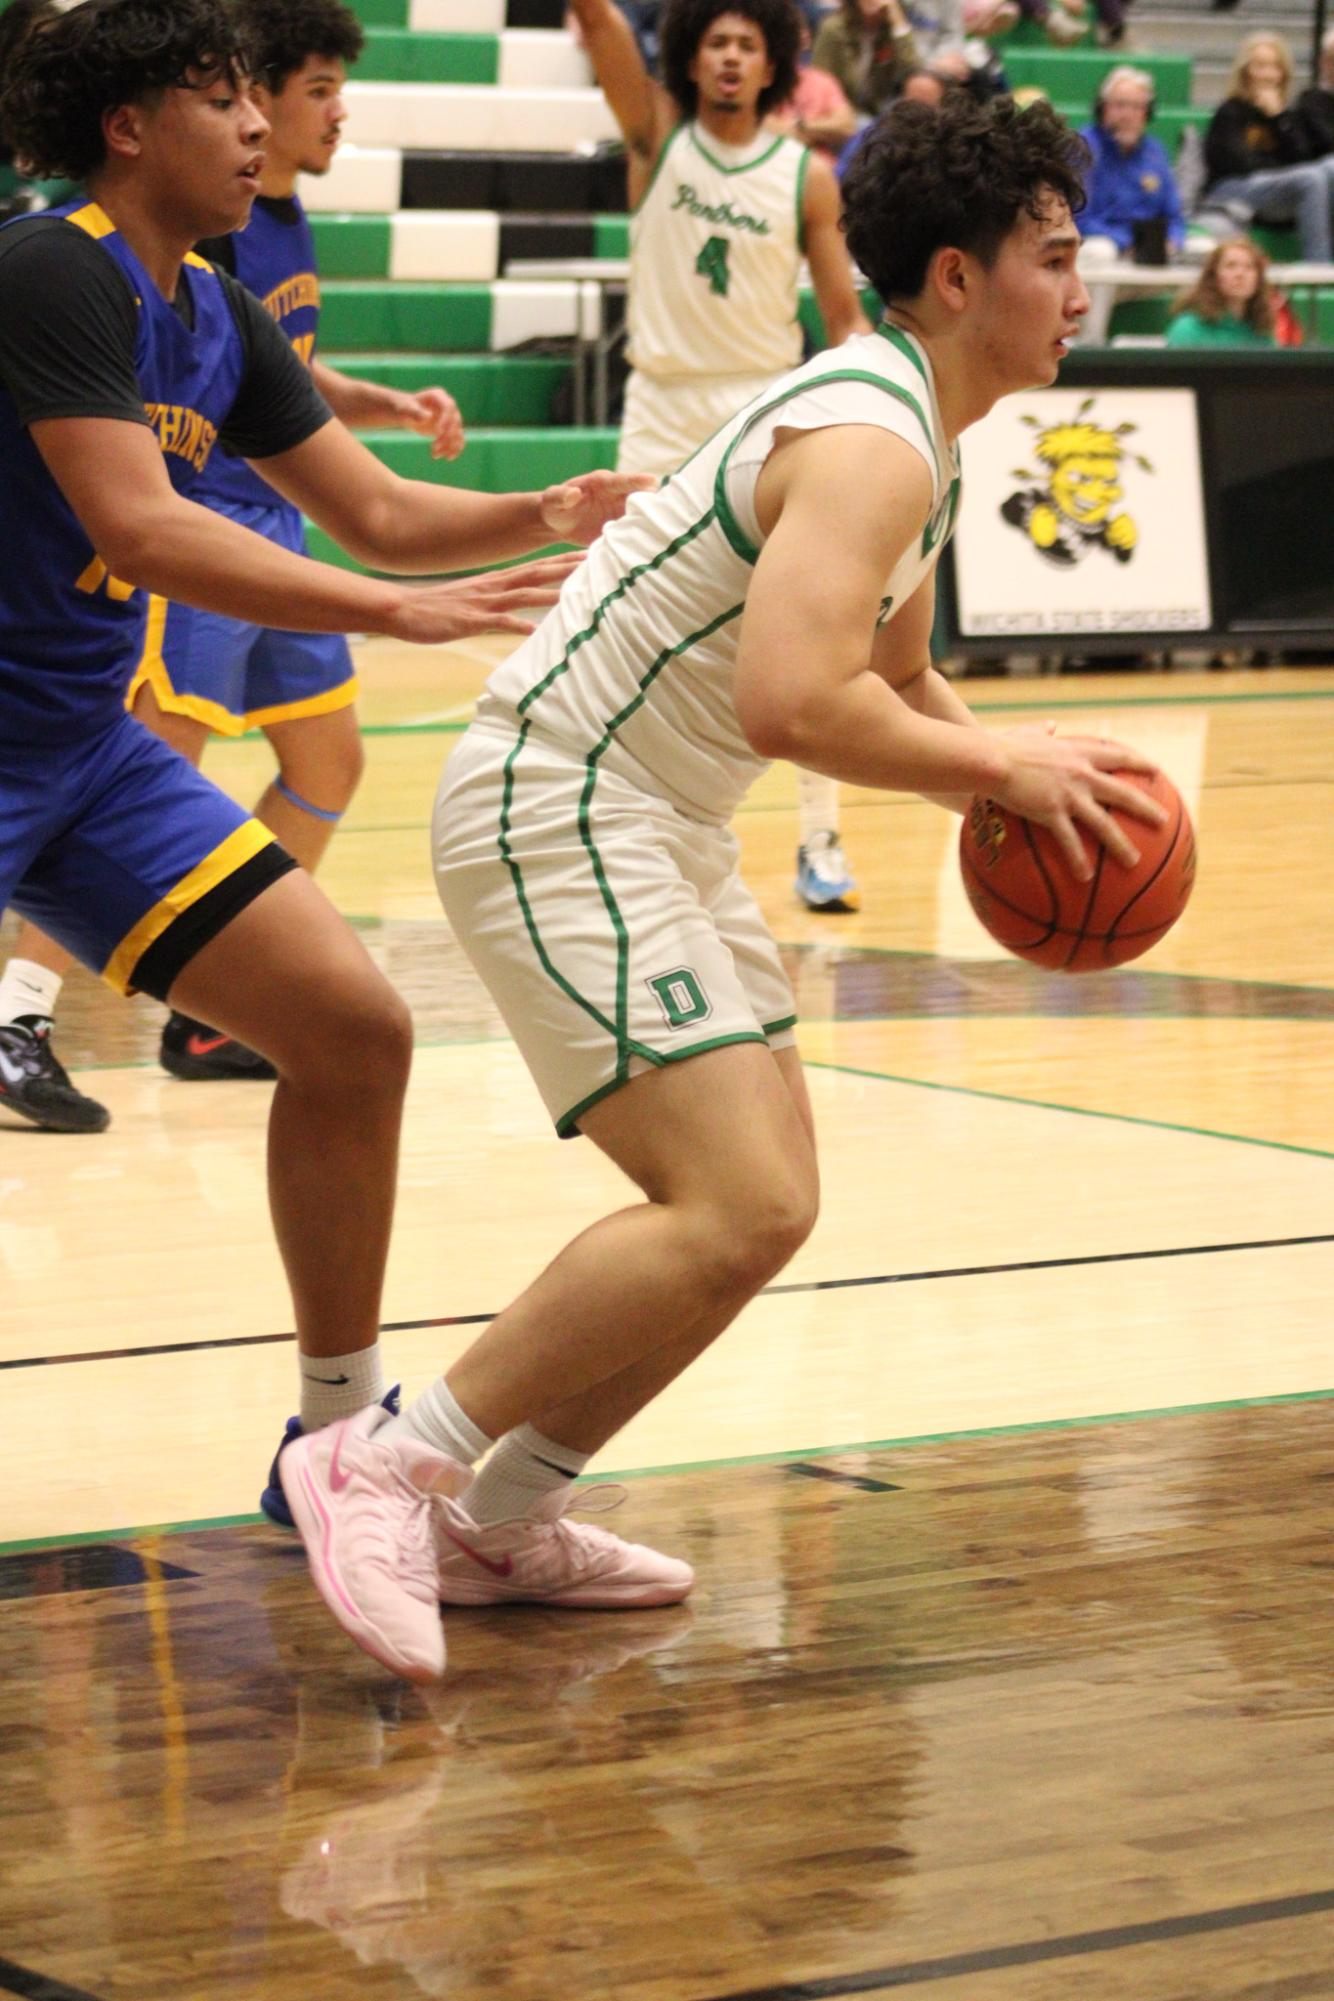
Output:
[959,767,1196,972]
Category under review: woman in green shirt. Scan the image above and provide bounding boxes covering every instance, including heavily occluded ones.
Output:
[1166,236,1279,348]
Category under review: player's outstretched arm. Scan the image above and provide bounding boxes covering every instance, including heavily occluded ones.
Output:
[733,425,1163,877]
[31,414,574,646]
[802,153,873,347]
[566,0,673,188]
[255,417,651,571]
[311,358,466,462]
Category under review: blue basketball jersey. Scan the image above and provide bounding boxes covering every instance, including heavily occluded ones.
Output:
[198,195,320,513]
[0,201,247,743]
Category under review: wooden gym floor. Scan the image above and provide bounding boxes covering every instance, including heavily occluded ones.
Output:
[2,650,1333,2001]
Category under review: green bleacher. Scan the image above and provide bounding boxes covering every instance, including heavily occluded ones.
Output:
[356,30,500,84]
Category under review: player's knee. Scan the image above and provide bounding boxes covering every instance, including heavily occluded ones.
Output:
[278,734,365,815]
[701,1173,817,1293]
[302,970,412,1094]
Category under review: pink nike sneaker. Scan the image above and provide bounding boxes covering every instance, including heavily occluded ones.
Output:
[280,1405,468,1682]
[432,1487,694,1609]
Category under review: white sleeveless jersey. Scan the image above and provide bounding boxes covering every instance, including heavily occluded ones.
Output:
[478,325,962,825]
[627,122,807,380]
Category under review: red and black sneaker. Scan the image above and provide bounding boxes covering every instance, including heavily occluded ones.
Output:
[159,1010,277,1082]
[0,1017,110,1133]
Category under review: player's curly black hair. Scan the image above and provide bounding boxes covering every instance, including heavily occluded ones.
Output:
[842,94,1089,302]
[0,0,56,164]
[660,0,800,121]
[232,0,363,96]
[0,0,247,181]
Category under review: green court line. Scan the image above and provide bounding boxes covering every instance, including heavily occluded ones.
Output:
[804,1055,1334,1163]
[203,682,1334,747]
[1,1511,266,1555]
[6,1383,1332,1555]
[966,687,1334,715]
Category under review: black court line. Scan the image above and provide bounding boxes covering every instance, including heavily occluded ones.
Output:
[0,1958,107,2001]
[703,1886,1334,1999]
[3,1231,1331,1375]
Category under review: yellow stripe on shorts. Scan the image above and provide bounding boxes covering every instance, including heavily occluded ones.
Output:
[102,821,276,996]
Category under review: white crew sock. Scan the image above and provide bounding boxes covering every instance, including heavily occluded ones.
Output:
[0,958,63,1030]
[384,1375,494,1468]
[797,768,841,847]
[299,1342,387,1429]
[464,1423,592,1526]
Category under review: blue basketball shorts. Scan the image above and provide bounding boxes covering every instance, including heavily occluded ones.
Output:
[2,711,297,998]
[126,498,357,737]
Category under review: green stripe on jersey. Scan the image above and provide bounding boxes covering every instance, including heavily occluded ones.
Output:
[876,322,930,384]
[516,505,720,715]
[712,368,938,563]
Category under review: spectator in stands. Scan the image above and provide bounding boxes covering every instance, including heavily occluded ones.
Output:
[1165,235,1278,347]
[1202,34,1334,262]
[1076,65,1186,341]
[834,66,953,177]
[1295,26,1334,160]
[771,6,861,155]
[1007,0,1085,50]
[906,0,1020,76]
[810,0,920,117]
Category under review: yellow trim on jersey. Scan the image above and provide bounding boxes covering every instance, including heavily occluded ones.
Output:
[64,201,115,239]
[243,676,360,732]
[103,820,276,996]
[183,251,212,270]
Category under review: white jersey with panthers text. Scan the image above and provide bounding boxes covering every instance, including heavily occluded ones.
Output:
[477,324,963,826]
[627,121,807,381]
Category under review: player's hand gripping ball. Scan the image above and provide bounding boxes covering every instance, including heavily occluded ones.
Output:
[959,767,1195,971]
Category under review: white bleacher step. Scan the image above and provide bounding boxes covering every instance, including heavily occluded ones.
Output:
[499,29,592,90]
[301,144,401,213]
[411,0,503,25]
[391,210,500,280]
[343,81,618,152]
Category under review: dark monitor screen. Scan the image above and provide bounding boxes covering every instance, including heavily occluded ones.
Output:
[1207,378,1334,628]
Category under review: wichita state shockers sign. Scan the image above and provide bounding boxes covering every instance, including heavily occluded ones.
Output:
[953,388,1211,639]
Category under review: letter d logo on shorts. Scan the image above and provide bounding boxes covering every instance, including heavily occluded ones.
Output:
[647,967,712,1030]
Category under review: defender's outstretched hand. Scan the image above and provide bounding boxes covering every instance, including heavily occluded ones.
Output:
[992,731,1167,880]
[539,470,656,546]
[386,552,579,643]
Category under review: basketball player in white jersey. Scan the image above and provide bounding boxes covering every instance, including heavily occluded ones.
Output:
[570,0,871,913]
[281,96,1168,1684]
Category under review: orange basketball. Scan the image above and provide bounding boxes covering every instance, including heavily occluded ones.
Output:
[958,767,1196,972]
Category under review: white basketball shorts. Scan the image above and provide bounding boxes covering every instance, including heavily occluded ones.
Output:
[433,719,797,1136]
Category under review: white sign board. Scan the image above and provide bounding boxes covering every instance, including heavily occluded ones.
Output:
[953,387,1211,638]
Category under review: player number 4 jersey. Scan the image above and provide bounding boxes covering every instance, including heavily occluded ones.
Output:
[479,325,962,825]
[628,122,808,381]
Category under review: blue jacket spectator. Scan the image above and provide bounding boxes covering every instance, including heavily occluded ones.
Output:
[1078,82,1186,254]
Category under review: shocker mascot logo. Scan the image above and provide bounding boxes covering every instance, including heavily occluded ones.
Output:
[1000,397,1152,567]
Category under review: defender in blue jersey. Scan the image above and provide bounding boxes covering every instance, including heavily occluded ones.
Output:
[0,0,643,1622]
[2,0,468,1105]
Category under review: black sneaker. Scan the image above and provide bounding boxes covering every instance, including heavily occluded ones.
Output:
[159,1010,276,1081]
[0,1018,111,1133]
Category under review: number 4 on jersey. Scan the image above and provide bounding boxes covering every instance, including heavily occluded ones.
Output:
[694,234,731,299]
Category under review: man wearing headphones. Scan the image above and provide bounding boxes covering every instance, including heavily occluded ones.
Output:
[1076,66,1186,342]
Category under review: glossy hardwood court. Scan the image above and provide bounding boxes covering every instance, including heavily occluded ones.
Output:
[3,652,1333,2001]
